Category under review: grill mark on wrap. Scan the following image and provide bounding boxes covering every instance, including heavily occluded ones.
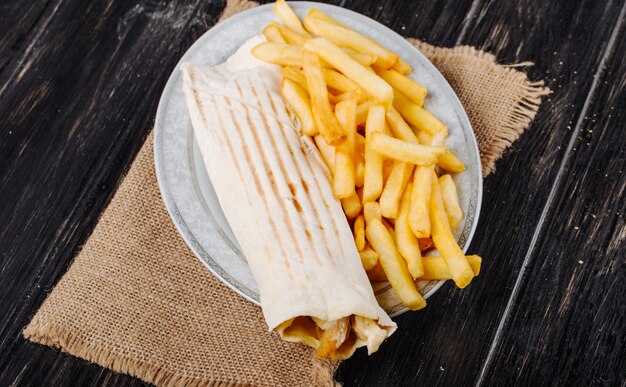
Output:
[261,78,346,264]
[253,78,331,266]
[219,95,292,274]
[235,79,310,270]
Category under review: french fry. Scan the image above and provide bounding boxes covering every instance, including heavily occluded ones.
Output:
[359,243,379,270]
[438,174,463,230]
[392,58,412,75]
[366,261,387,282]
[306,8,341,26]
[370,132,445,165]
[386,106,419,144]
[393,91,447,136]
[341,191,362,219]
[363,201,382,224]
[314,134,335,171]
[381,218,396,239]
[366,219,426,310]
[281,79,317,136]
[408,166,432,238]
[333,99,357,198]
[343,49,377,66]
[263,23,286,43]
[377,68,427,106]
[267,21,307,45]
[420,254,481,280]
[252,42,303,66]
[303,38,394,108]
[303,16,399,68]
[356,101,375,126]
[354,214,366,251]
[380,161,413,218]
[396,182,424,279]
[303,51,346,145]
[430,170,474,288]
[355,152,365,187]
[333,89,367,104]
[322,68,360,92]
[363,105,386,202]
[281,66,308,91]
[273,0,311,37]
[382,158,394,184]
[438,149,465,173]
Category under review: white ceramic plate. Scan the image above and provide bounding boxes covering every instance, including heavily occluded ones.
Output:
[154,2,482,316]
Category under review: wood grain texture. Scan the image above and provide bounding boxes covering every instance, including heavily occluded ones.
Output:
[337,0,626,386]
[480,21,626,385]
[0,0,625,386]
[0,0,224,385]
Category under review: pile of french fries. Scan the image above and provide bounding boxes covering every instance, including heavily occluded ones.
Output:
[253,0,482,311]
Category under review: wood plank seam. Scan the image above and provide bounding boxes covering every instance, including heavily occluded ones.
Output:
[474,3,626,385]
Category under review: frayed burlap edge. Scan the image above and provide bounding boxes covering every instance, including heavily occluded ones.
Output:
[409,39,551,175]
[24,320,337,387]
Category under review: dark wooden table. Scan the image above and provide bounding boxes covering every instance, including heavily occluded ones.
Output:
[1,0,625,385]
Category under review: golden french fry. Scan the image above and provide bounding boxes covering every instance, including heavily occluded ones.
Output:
[333,99,357,198]
[366,219,426,310]
[333,149,355,198]
[363,201,382,224]
[393,91,447,136]
[303,38,393,107]
[281,79,317,136]
[370,132,445,165]
[263,24,286,43]
[438,174,463,230]
[380,161,413,218]
[306,8,342,26]
[322,68,360,93]
[341,191,362,219]
[363,105,386,202]
[267,21,307,45]
[355,152,365,187]
[356,101,375,126]
[356,132,366,156]
[314,134,335,171]
[408,166,432,238]
[382,158,394,184]
[281,66,308,91]
[396,181,424,279]
[252,42,303,66]
[303,16,398,68]
[381,218,396,239]
[377,69,427,106]
[430,170,474,288]
[273,0,310,37]
[386,106,418,144]
[354,214,366,251]
[344,50,377,66]
[438,149,465,173]
[420,254,481,280]
[333,89,367,104]
[366,261,387,282]
[303,51,346,145]
[392,58,412,75]
[359,244,379,271]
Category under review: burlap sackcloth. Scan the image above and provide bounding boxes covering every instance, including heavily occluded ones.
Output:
[23,0,550,385]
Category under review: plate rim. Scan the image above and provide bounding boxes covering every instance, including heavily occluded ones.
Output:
[154,1,483,317]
